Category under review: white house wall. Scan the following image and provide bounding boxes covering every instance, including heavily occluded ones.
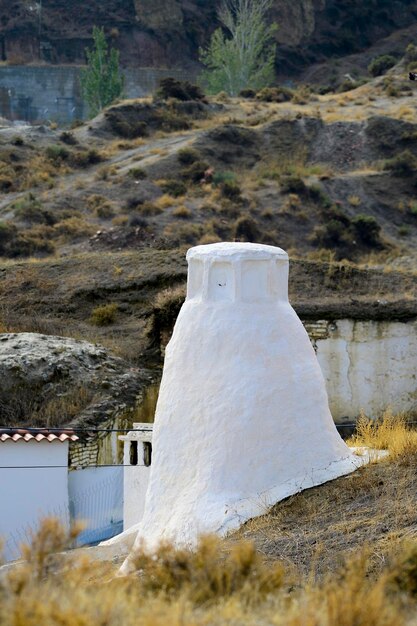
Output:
[0,440,69,561]
[314,319,417,420]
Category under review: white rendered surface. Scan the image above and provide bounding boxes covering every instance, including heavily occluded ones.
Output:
[122,243,363,571]
[121,423,153,530]
[0,440,69,562]
[315,319,417,420]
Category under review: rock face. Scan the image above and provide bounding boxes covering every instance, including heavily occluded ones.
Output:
[121,243,365,571]
[0,333,146,428]
[2,0,417,73]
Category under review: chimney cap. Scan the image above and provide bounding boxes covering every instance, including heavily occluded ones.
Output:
[187,242,288,262]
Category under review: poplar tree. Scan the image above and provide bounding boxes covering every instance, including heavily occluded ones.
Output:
[200,0,277,96]
[81,26,124,118]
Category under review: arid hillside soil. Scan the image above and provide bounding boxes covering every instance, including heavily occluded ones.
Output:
[0,66,417,428]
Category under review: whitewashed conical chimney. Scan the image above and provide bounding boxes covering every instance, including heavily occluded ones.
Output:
[122,242,362,571]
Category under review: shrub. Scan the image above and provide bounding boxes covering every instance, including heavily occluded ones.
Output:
[352,214,381,246]
[220,180,241,200]
[398,225,410,237]
[0,174,13,191]
[135,202,163,217]
[177,147,200,165]
[87,194,115,218]
[69,149,102,167]
[45,144,69,161]
[159,179,187,197]
[383,150,417,176]
[90,302,118,326]
[212,171,236,186]
[280,175,307,194]
[13,194,55,225]
[12,135,24,146]
[239,88,256,98]
[172,205,192,218]
[368,54,397,77]
[233,215,260,242]
[129,167,147,180]
[131,535,284,603]
[59,131,77,145]
[308,184,332,208]
[256,86,293,102]
[181,160,210,183]
[313,220,346,247]
[155,78,206,102]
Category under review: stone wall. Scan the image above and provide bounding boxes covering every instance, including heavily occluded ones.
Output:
[0,65,197,124]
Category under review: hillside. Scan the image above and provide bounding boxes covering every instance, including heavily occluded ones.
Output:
[0,63,417,380]
[3,0,417,84]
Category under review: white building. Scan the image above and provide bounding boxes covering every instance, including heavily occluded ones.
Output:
[0,428,78,562]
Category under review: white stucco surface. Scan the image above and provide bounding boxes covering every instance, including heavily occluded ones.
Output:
[0,440,69,562]
[121,242,366,572]
[314,319,417,420]
[120,423,153,531]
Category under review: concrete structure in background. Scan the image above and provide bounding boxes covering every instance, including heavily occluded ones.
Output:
[0,429,78,562]
[305,319,417,421]
[120,423,153,531]
[121,242,369,572]
[0,66,197,125]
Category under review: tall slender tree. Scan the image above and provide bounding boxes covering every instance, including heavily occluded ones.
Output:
[200,0,277,96]
[81,26,124,118]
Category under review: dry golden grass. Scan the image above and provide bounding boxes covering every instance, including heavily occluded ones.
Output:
[348,410,417,459]
[2,515,417,626]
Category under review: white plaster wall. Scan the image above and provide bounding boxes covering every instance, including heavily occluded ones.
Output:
[123,442,151,531]
[315,319,417,420]
[0,441,69,562]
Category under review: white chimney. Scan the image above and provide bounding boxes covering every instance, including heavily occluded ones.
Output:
[121,242,365,571]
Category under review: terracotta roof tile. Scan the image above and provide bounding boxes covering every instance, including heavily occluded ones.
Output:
[0,428,79,443]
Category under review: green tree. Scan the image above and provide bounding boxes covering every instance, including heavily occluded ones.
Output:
[200,0,277,96]
[81,26,124,118]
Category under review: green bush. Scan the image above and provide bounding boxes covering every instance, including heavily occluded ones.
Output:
[181,160,210,183]
[212,171,236,186]
[90,303,118,326]
[45,144,70,161]
[352,214,381,246]
[69,149,102,168]
[129,167,147,180]
[220,180,241,200]
[13,194,55,225]
[368,55,397,77]
[177,147,200,165]
[160,179,187,197]
[383,150,417,176]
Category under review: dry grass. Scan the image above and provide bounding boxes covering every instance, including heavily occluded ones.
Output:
[2,515,417,626]
[348,410,417,459]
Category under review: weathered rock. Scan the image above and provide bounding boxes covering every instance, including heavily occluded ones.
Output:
[0,333,151,429]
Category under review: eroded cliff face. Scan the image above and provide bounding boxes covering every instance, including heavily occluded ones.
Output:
[0,0,416,73]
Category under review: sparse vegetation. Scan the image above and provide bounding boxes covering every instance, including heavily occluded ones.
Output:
[368,54,397,77]
[90,302,118,326]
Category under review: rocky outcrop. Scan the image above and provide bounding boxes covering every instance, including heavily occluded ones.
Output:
[2,0,417,74]
[0,333,152,429]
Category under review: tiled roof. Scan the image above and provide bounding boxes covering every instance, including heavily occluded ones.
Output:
[0,428,79,443]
